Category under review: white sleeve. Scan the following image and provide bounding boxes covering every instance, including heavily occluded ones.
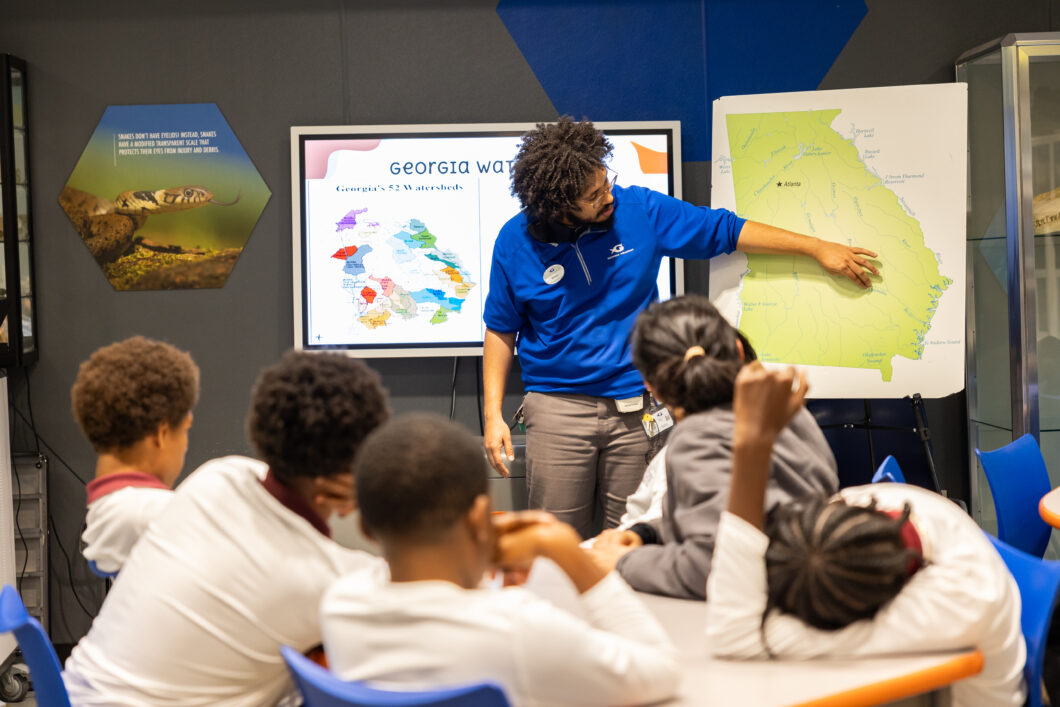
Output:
[706,511,1007,659]
[514,573,681,705]
[618,448,667,530]
[82,490,173,575]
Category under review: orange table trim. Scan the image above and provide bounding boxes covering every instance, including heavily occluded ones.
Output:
[788,650,984,707]
[1040,490,1060,529]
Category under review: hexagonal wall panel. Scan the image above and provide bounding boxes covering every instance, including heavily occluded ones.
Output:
[59,103,270,290]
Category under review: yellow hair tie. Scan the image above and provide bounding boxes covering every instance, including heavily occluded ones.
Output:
[683,345,706,362]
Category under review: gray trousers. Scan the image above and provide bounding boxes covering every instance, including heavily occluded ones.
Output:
[523,391,652,539]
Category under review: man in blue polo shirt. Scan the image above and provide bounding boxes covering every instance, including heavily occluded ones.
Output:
[483,117,878,538]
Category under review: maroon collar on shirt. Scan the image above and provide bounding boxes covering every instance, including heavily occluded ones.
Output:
[261,469,331,538]
[85,471,169,505]
[884,509,924,577]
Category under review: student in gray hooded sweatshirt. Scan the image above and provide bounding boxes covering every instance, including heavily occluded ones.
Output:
[588,294,839,599]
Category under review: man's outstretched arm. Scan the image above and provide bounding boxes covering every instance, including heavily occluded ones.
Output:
[736,220,879,289]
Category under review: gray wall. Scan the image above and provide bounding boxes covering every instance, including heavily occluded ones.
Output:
[0,0,1056,643]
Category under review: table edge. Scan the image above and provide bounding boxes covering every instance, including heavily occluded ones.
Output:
[1040,490,1060,528]
[786,649,984,707]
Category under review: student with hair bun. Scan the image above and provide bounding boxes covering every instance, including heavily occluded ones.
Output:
[707,362,1025,707]
[589,294,839,599]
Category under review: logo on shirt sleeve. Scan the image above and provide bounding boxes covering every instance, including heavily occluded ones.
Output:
[608,243,635,260]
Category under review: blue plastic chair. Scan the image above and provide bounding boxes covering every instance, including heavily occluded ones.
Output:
[86,560,119,579]
[977,434,1053,558]
[0,585,71,707]
[280,645,510,707]
[871,455,906,484]
[985,534,1060,707]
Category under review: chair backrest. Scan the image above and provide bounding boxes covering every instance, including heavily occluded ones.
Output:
[86,560,119,579]
[871,455,905,484]
[985,534,1060,707]
[281,645,510,707]
[977,434,1053,557]
[0,585,71,707]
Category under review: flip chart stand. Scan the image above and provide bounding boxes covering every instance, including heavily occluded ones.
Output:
[821,394,948,497]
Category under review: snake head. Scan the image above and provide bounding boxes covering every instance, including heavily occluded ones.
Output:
[168,186,213,206]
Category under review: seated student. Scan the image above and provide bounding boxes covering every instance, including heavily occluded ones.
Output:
[590,294,839,599]
[63,351,390,706]
[707,362,1025,707]
[71,336,199,576]
[321,413,681,707]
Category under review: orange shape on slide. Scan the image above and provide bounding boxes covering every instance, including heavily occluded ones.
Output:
[361,286,377,303]
[332,246,359,260]
[631,141,668,174]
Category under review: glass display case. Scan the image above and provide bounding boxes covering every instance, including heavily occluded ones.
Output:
[0,54,35,367]
[957,34,1060,527]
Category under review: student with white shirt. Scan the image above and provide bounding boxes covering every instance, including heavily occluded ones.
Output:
[706,362,1026,707]
[71,336,199,576]
[63,351,390,707]
[321,413,681,707]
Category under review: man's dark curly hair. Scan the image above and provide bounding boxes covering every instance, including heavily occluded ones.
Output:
[511,116,613,223]
[247,351,389,482]
[71,336,200,452]
[355,413,488,542]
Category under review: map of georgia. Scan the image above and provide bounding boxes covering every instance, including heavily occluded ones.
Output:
[330,209,476,330]
[726,109,951,382]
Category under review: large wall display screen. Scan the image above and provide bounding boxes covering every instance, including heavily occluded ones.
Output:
[292,122,682,357]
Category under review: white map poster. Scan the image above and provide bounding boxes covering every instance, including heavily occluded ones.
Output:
[709,84,967,398]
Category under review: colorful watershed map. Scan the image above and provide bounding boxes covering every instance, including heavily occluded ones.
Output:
[330,207,475,331]
[710,85,967,398]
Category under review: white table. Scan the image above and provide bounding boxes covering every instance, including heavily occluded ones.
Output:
[640,592,981,707]
[523,560,981,707]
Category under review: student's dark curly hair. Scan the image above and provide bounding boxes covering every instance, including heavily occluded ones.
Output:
[631,294,756,415]
[71,336,199,452]
[355,413,488,542]
[510,116,613,223]
[764,497,921,634]
[247,351,389,482]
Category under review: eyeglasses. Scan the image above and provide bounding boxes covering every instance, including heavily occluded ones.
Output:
[580,172,618,209]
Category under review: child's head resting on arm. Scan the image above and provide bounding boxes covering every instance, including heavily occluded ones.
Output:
[727,362,923,633]
[764,497,922,630]
[71,336,199,486]
[632,294,756,419]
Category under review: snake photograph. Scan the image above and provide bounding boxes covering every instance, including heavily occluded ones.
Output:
[59,184,244,290]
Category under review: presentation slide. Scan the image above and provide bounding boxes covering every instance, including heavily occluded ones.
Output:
[296,127,676,356]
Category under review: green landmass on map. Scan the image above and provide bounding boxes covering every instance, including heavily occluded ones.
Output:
[726,109,951,381]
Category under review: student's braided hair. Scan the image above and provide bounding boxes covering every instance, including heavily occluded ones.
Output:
[510,116,613,223]
[763,497,921,636]
[631,294,756,415]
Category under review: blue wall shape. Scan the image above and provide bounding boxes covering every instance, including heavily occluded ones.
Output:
[496,0,867,163]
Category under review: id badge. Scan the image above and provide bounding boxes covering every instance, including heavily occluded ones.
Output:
[641,400,674,438]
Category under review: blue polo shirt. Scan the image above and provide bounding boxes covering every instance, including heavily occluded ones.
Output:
[484,185,745,398]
